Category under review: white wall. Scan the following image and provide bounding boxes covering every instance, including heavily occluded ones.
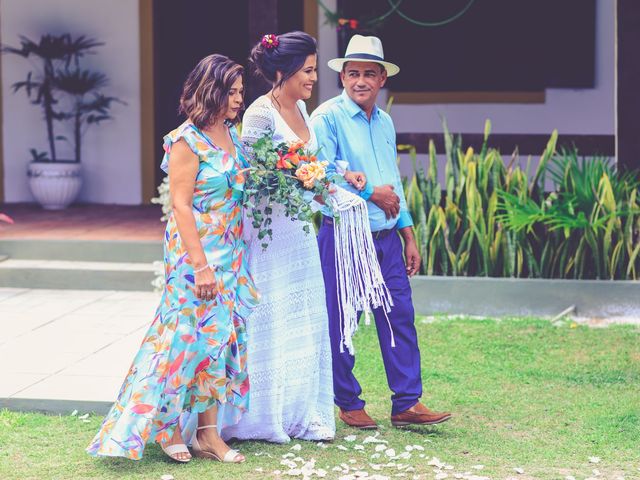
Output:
[316,0,615,137]
[1,0,141,204]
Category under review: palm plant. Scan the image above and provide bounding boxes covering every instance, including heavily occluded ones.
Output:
[53,69,123,163]
[2,33,113,162]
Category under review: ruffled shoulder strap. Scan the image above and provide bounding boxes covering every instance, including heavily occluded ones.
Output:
[160,122,203,173]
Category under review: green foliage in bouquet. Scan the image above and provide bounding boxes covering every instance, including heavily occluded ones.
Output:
[403,120,640,279]
[244,132,339,249]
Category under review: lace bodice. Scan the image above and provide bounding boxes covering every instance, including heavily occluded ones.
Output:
[241,95,318,153]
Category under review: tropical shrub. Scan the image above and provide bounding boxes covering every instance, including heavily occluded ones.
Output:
[403,121,640,280]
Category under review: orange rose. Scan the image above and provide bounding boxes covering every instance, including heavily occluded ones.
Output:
[295,164,315,189]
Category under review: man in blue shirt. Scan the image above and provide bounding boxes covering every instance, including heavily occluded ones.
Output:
[310,35,451,429]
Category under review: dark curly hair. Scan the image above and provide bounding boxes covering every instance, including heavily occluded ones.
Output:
[249,31,317,90]
[179,54,244,129]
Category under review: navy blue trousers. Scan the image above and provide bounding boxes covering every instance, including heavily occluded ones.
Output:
[317,221,423,415]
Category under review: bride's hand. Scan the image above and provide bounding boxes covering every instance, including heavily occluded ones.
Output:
[344,170,367,191]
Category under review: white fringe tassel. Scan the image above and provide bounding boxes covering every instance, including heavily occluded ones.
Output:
[330,187,394,355]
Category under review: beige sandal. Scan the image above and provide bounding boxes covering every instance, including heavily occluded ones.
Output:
[191,425,245,463]
[161,442,191,463]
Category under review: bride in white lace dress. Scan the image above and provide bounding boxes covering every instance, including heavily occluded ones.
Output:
[221,32,364,443]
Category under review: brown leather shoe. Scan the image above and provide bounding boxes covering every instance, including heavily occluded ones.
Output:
[339,408,378,429]
[391,402,452,427]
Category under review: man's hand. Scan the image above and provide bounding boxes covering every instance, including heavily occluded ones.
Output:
[370,185,400,219]
[400,227,421,277]
[344,170,367,191]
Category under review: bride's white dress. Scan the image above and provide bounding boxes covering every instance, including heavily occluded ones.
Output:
[221,95,335,443]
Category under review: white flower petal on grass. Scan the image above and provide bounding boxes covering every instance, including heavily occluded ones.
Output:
[385,448,396,458]
[273,471,282,475]
[514,467,525,474]
[444,465,454,470]
[254,468,264,473]
[564,476,576,480]
[282,453,295,458]
[363,432,388,444]
[78,413,89,420]
[354,471,369,477]
[589,457,601,464]
[317,442,329,449]
[471,465,485,470]
[454,474,464,479]
[349,459,357,464]
[592,469,601,476]
[375,444,388,452]
[354,445,365,450]
[371,453,381,459]
[338,475,356,480]
[370,463,382,471]
[412,445,424,451]
[286,469,302,476]
[428,458,444,468]
[160,475,174,480]
[70,410,78,416]
[405,445,413,452]
[344,435,358,442]
[293,456,304,462]
[333,466,344,472]
[290,443,302,451]
[82,419,91,423]
[435,473,448,480]
[316,469,328,478]
[338,445,350,451]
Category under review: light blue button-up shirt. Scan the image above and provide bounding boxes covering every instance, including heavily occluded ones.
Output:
[310,90,413,232]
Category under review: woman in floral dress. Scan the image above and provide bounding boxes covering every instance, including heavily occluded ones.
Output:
[87,54,259,464]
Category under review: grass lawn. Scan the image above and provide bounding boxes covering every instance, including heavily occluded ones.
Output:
[0,317,638,480]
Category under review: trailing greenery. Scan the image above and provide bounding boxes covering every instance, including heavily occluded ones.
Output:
[402,121,640,279]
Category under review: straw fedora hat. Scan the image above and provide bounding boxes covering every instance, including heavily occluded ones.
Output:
[328,34,400,76]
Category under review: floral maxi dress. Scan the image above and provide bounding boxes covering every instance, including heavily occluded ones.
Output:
[87,122,259,460]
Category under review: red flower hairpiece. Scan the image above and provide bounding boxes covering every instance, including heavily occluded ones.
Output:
[261,34,279,49]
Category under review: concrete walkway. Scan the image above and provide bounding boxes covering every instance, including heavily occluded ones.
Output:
[0,287,159,414]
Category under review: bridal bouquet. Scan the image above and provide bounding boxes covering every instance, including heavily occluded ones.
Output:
[244,132,340,248]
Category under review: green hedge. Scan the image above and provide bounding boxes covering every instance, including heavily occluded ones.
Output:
[402,121,640,280]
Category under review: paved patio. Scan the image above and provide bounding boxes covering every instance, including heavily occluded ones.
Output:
[0,203,164,241]
[0,287,159,414]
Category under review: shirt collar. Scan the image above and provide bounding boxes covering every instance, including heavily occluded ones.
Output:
[340,89,380,119]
